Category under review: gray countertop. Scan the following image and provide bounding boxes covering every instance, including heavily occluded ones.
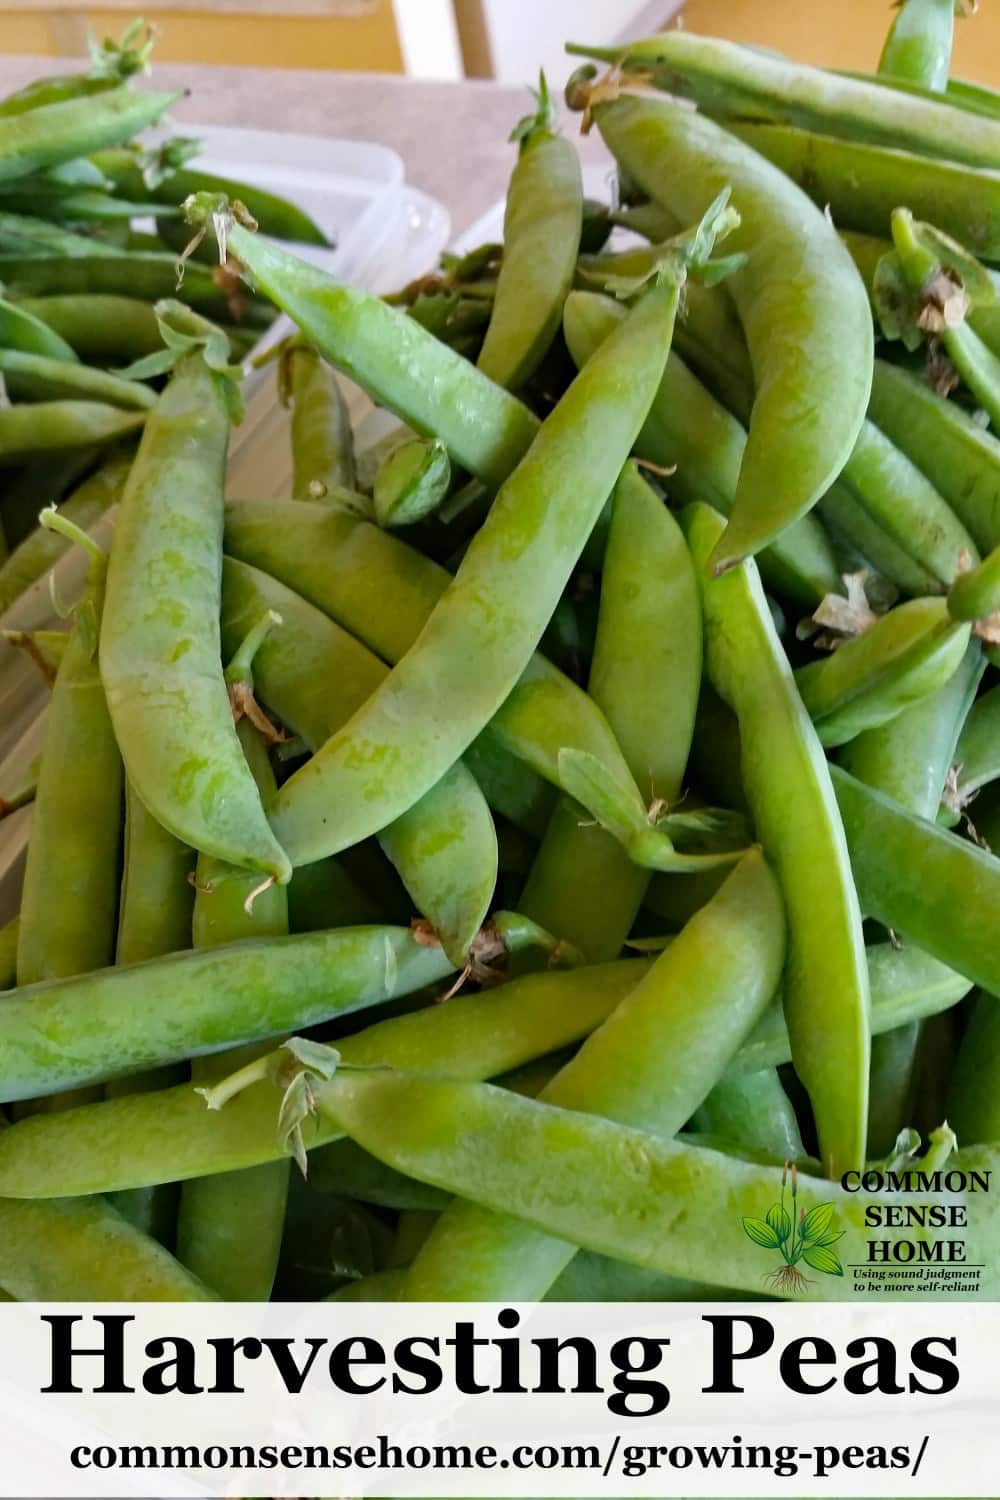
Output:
[0,58,612,234]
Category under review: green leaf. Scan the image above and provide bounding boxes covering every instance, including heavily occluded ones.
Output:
[766,1204,792,1243]
[282,1037,342,1080]
[814,1228,846,1248]
[742,1216,781,1250]
[801,1202,837,1244]
[802,1244,844,1277]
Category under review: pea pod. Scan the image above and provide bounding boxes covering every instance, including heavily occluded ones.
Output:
[0,401,143,460]
[16,517,122,988]
[220,557,499,968]
[0,347,155,409]
[373,437,451,529]
[590,92,872,571]
[562,289,840,605]
[0,22,154,118]
[518,462,699,961]
[949,544,1000,622]
[879,0,957,90]
[100,350,291,884]
[17,294,172,362]
[569,30,1000,166]
[941,681,1000,816]
[266,280,683,868]
[0,86,179,185]
[116,782,196,966]
[684,501,869,1177]
[0,941,966,1200]
[729,121,1000,257]
[476,76,582,390]
[1,254,273,325]
[795,597,971,748]
[692,1068,803,1162]
[818,479,942,598]
[948,992,1000,1143]
[282,338,356,498]
[316,1068,1000,1300]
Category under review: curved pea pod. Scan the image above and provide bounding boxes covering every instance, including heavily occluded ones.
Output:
[100,352,291,884]
[398,847,786,1299]
[879,0,957,90]
[693,1068,803,1162]
[283,338,355,498]
[265,282,681,867]
[842,639,984,821]
[0,924,455,1104]
[476,82,582,390]
[0,86,181,185]
[841,419,977,588]
[947,993,1000,1144]
[0,347,155,409]
[570,30,1000,167]
[0,940,969,1200]
[373,436,451,528]
[0,400,143,460]
[833,763,1000,995]
[0,448,130,617]
[213,216,540,490]
[592,94,872,572]
[684,501,869,1178]
[0,294,78,361]
[0,254,273,326]
[16,525,122,988]
[0,1197,215,1301]
[795,597,971,748]
[818,478,943,598]
[729,121,1000,257]
[868,361,1000,555]
[562,289,840,606]
[116,781,196,965]
[519,462,700,962]
[866,1021,923,1159]
[322,1068,1000,1301]
[220,557,498,968]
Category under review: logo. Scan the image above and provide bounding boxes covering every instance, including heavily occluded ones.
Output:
[741,1162,845,1293]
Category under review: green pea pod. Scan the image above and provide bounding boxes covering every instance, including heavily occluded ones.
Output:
[868,362,1000,556]
[0,449,130,618]
[0,294,78,361]
[0,924,455,1104]
[795,597,971,748]
[17,294,172,361]
[518,462,699,961]
[0,401,143,459]
[879,0,957,90]
[1,254,273,325]
[730,121,1000,257]
[209,214,540,490]
[0,1196,215,1301]
[321,1068,1000,1300]
[692,1068,803,1162]
[283,338,356,497]
[116,781,196,966]
[373,437,451,528]
[818,478,943,598]
[404,847,785,1300]
[683,500,870,1178]
[266,281,681,867]
[477,78,583,390]
[947,992,1000,1143]
[309,1138,450,1213]
[866,1021,923,1159]
[949,544,1000,622]
[0,209,125,260]
[842,640,984,820]
[941,681,1000,817]
[101,351,291,884]
[16,523,122,988]
[220,557,498,968]
[0,347,155,409]
[591,93,872,571]
[0,86,180,185]
[832,763,1000,993]
[569,30,1000,166]
[562,289,840,605]
[0,940,967,1200]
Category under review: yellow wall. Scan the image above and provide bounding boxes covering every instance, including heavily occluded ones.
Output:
[0,5,404,71]
[679,0,1000,87]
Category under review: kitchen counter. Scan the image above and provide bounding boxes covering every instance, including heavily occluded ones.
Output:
[0,58,612,235]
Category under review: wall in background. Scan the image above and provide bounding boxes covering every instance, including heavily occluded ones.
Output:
[456,0,657,84]
[680,0,1000,87]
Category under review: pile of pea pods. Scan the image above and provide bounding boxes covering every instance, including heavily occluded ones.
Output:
[1,0,1000,1307]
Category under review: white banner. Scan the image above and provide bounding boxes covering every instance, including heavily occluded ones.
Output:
[0,1302,996,1497]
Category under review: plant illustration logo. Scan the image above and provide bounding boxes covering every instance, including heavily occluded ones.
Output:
[741,1161,845,1293]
